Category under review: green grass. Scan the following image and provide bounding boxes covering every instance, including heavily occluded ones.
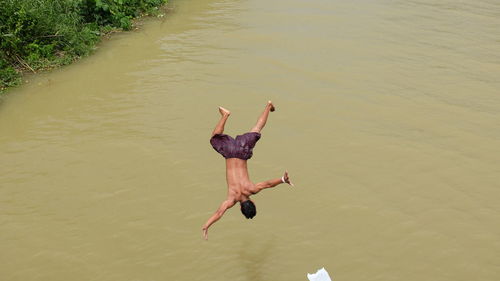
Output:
[0,0,167,93]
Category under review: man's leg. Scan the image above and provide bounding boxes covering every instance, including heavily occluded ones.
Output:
[212,107,231,136]
[250,101,275,133]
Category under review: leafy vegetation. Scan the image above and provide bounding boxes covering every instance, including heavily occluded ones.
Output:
[0,0,166,92]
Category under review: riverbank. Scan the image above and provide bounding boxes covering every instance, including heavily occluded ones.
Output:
[0,0,167,94]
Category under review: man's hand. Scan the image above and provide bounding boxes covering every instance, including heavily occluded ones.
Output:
[283,170,294,187]
[202,226,208,240]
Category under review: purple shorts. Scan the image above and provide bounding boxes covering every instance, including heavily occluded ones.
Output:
[210,132,261,160]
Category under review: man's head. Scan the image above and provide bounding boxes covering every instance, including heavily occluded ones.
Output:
[240,200,256,219]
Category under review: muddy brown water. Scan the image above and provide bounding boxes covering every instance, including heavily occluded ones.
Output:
[1,0,500,280]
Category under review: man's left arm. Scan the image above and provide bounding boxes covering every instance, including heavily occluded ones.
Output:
[202,199,236,240]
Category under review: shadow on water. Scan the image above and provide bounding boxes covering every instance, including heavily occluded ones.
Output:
[238,237,275,281]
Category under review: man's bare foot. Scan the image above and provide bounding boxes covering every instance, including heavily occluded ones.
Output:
[268,101,275,112]
[219,106,231,116]
[283,170,294,187]
[202,227,209,240]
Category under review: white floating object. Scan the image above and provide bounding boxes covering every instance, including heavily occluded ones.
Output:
[307,267,332,281]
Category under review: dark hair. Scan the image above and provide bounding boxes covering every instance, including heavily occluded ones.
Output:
[240,200,256,219]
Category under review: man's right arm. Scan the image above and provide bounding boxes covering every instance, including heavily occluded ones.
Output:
[253,171,294,193]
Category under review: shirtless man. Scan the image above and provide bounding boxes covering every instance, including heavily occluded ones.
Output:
[202,101,293,240]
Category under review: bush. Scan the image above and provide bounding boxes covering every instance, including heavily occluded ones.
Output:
[79,0,166,30]
[0,0,98,61]
[0,56,20,90]
[0,0,166,92]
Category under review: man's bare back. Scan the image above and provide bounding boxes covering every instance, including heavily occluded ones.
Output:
[202,101,293,240]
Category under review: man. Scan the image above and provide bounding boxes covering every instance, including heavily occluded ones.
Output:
[202,101,293,240]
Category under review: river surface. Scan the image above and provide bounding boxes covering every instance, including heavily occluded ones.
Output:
[1,0,500,280]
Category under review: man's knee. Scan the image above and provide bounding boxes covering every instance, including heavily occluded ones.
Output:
[250,126,261,133]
